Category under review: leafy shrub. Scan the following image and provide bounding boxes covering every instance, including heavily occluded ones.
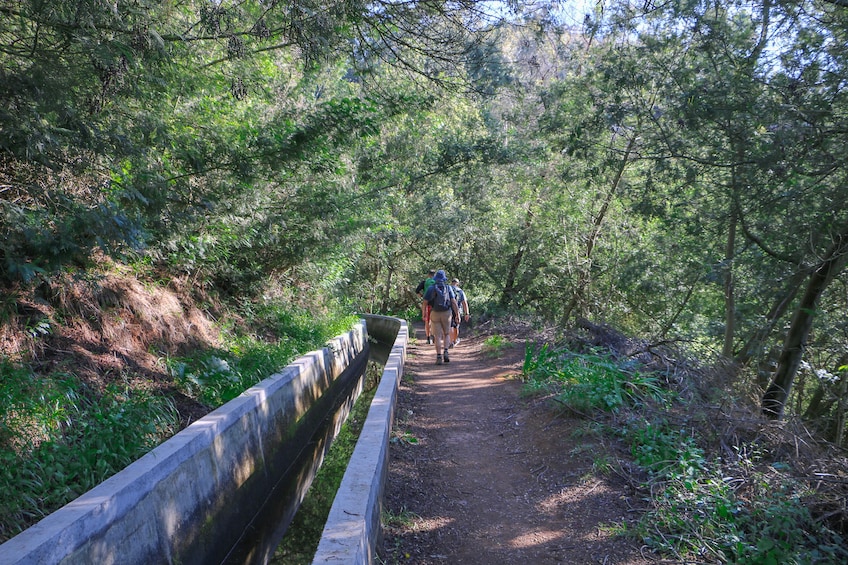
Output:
[629,421,705,479]
[0,304,358,541]
[521,340,848,562]
[618,406,848,563]
[169,306,358,407]
[629,462,848,564]
[481,334,512,358]
[0,364,178,541]
[521,343,669,412]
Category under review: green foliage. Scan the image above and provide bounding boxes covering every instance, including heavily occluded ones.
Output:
[481,334,512,358]
[383,508,422,529]
[2,0,848,425]
[168,305,358,407]
[384,306,419,323]
[526,338,848,563]
[625,448,848,564]
[0,299,357,541]
[1,197,144,284]
[391,429,420,445]
[522,342,561,381]
[628,421,705,479]
[2,0,848,553]
[522,343,669,412]
[0,0,393,286]
[0,363,179,541]
[595,382,848,563]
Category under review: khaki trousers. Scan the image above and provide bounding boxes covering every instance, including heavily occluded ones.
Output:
[429,308,452,353]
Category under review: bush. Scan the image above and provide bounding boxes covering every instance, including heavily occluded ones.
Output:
[522,343,669,412]
[168,305,358,407]
[0,363,179,541]
[520,340,848,563]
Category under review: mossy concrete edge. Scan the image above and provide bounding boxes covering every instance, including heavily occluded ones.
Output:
[312,315,409,564]
[0,322,369,565]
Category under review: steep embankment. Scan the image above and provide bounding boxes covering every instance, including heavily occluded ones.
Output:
[2,270,223,425]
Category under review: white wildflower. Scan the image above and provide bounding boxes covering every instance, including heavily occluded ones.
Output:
[814,368,837,383]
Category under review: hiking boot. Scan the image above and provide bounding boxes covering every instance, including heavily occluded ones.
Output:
[454,338,460,346]
[436,355,443,365]
[443,349,450,363]
[427,336,432,345]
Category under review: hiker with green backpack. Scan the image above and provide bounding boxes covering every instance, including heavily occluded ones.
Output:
[423,270,460,364]
[415,269,436,344]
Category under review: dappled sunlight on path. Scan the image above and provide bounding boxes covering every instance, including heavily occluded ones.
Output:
[380,322,652,565]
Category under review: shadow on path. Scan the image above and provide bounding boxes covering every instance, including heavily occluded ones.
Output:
[380,322,651,565]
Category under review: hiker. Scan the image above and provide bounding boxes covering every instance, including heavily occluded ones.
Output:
[415,269,436,344]
[449,278,470,348]
[423,270,459,364]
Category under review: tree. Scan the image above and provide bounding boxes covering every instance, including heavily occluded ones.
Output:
[762,228,848,417]
[0,0,529,287]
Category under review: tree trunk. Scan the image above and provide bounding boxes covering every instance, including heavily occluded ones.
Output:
[735,269,805,367]
[722,205,737,357]
[762,229,848,418]
[835,374,848,447]
[802,383,832,421]
[659,274,697,339]
[561,133,636,324]
[756,345,780,391]
[499,205,533,308]
[370,262,380,314]
[382,264,394,312]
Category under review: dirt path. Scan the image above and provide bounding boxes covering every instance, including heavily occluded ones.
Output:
[379,323,653,565]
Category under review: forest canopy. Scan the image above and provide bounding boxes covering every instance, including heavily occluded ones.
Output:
[2,0,848,430]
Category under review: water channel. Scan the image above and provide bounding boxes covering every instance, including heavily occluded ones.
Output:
[218,346,371,563]
[0,316,403,565]
[222,317,399,564]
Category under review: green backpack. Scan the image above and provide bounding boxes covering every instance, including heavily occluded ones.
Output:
[423,277,435,295]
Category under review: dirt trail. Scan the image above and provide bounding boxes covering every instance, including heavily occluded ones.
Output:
[379,322,652,565]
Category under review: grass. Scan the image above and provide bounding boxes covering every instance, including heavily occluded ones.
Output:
[623,453,848,564]
[521,340,848,564]
[521,342,671,412]
[379,509,423,564]
[383,508,422,530]
[0,304,359,542]
[391,430,419,444]
[0,363,180,540]
[481,334,512,358]
[167,306,359,408]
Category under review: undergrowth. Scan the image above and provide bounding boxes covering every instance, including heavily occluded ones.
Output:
[522,342,672,412]
[481,334,512,358]
[0,362,179,541]
[0,304,359,541]
[521,341,848,564]
[166,305,359,407]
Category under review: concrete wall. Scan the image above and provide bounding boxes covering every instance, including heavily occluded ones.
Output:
[312,315,408,564]
[0,321,369,565]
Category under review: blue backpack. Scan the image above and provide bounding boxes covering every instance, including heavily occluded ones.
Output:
[428,282,452,312]
[453,288,466,312]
